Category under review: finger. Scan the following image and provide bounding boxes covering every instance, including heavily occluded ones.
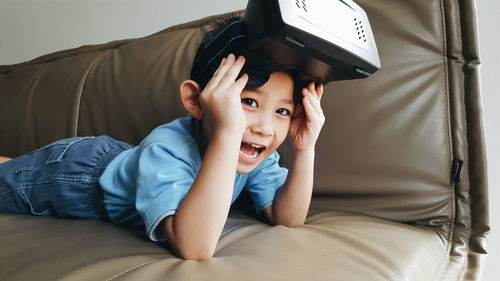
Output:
[308,82,321,101]
[307,82,324,100]
[303,87,320,108]
[316,83,324,100]
[219,57,227,67]
[307,82,316,94]
[229,72,249,94]
[303,88,324,118]
[302,95,316,120]
[213,57,226,74]
[205,54,235,91]
[218,55,246,89]
[208,57,227,81]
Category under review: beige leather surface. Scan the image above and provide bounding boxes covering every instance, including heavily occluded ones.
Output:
[0,209,447,281]
[0,0,489,280]
[439,1,490,280]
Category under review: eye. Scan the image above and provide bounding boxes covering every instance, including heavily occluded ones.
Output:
[242,98,257,107]
[276,108,291,116]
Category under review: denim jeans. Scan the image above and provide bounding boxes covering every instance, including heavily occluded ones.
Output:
[0,136,133,221]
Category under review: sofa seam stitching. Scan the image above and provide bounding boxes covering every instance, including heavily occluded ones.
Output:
[439,0,454,244]
[105,259,161,281]
[434,0,456,280]
[71,52,107,136]
[22,66,47,146]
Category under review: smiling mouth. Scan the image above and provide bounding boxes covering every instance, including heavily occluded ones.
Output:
[239,142,266,159]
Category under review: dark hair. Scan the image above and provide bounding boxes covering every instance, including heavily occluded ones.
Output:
[191,15,302,104]
[191,15,244,90]
[195,15,244,57]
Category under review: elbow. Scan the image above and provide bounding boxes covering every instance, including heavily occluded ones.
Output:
[164,216,216,262]
[177,245,215,261]
[280,222,303,228]
[174,236,215,261]
[274,217,305,228]
[266,206,305,227]
[181,253,213,262]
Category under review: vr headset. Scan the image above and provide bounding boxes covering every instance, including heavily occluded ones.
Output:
[191,0,381,89]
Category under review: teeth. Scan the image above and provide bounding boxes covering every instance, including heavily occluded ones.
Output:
[240,142,265,160]
[240,150,258,158]
[249,143,264,149]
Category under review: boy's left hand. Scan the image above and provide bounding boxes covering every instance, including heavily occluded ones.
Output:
[289,82,325,152]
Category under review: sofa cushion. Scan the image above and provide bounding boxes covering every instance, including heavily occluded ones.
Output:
[0,210,447,281]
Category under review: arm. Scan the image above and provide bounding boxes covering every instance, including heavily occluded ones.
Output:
[163,54,248,261]
[264,149,315,227]
[165,133,241,261]
[265,82,325,227]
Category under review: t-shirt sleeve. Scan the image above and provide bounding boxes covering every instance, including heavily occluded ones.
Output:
[245,152,288,213]
[135,142,197,242]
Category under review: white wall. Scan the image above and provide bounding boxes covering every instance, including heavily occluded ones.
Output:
[476,0,500,280]
[0,0,498,280]
[0,0,247,64]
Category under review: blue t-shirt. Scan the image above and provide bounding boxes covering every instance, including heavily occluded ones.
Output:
[99,115,288,242]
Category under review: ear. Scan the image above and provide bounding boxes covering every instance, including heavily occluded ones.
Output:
[180,80,203,120]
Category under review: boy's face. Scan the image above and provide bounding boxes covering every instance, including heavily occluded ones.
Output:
[236,72,295,173]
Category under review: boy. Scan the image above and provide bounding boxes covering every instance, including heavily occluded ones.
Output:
[0,18,325,261]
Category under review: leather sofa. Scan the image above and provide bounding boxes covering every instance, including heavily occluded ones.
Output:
[0,0,489,280]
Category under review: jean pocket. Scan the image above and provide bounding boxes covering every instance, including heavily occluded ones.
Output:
[43,136,96,164]
[4,187,54,216]
[19,189,54,216]
[15,136,95,173]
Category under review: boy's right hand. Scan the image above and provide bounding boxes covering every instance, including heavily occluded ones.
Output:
[199,54,249,139]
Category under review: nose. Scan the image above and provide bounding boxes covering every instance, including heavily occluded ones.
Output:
[249,114,274,137]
